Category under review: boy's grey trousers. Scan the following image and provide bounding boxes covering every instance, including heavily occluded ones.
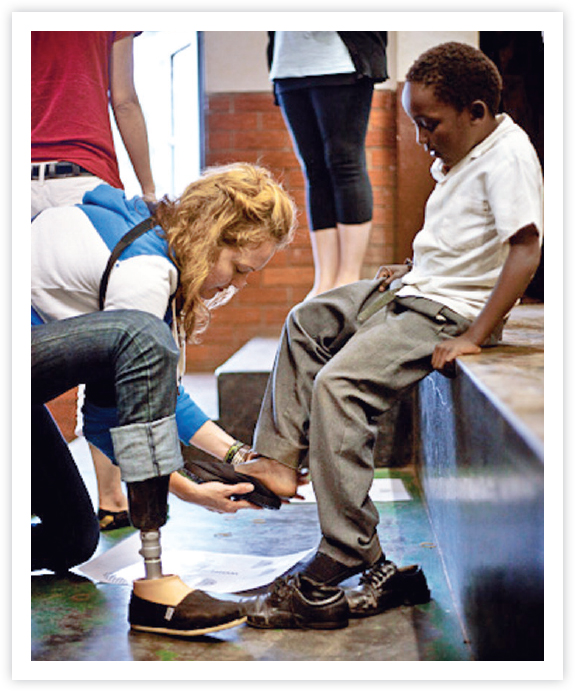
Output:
[253,279,471,570]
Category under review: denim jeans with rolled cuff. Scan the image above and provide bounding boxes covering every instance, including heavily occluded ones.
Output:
[31,309,184,483]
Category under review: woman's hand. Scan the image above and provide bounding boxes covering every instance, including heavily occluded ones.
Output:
[375,263,411,291]
[169,472,261,513]
[190,481,263,513]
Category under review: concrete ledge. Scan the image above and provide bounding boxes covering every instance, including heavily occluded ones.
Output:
[416,303,544,661]
[215,337,278,444]
[456,303,543,452]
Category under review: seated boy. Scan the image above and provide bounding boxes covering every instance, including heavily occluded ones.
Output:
[237,41,543,629]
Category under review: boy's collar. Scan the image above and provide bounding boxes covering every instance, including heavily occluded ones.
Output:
[431,114,511,181]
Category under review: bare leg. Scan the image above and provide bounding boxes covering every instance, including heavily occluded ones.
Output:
[77,386,128,516]
[333,220,372,289]
[90,443,128,512]
[306,227,339,300]
[306,222,372,299]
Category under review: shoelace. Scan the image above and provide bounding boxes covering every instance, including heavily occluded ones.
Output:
[268,576,295,605]
[359,561,397,589]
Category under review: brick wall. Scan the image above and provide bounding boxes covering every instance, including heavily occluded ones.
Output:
[189,87,398,372]
[47,88,399,441]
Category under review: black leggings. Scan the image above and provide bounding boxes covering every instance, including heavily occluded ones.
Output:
[277,78,374,231]
[31,404,99,573]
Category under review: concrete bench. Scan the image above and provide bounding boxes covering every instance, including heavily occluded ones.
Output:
[416,303,543,660]
[214,337,278,446]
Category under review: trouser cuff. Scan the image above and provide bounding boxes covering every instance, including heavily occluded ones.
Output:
[318,537,384,571]
[252,441,301,470]
[110,414,183,483]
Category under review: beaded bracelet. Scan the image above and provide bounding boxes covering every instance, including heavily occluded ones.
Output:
[230,444,252,466]
[224,440,252,465]
[224,441,244,464]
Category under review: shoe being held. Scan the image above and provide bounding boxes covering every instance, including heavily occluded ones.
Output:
[346,560,431,618]
[184,459,282,510]
[246,574,349,630]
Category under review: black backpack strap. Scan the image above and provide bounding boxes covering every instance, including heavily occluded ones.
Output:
[98,216,156,310]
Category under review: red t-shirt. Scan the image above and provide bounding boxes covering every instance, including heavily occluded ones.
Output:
[31,31,139,189]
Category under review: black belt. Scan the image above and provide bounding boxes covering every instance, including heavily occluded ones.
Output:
[31,162,94,180]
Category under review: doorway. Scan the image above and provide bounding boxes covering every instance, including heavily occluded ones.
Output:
[480,31,544,301]
[113,31,203,199]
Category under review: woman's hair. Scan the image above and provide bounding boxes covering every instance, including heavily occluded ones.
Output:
[153,162,296,342]
[406,42,503,116]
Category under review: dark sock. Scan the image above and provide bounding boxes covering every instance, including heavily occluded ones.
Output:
[300,551,366,586]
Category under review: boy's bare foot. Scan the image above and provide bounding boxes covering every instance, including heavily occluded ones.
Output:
[232,454,308,499]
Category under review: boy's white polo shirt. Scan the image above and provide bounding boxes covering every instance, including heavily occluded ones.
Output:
[398,114,543,321]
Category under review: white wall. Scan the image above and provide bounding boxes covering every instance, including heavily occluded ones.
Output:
[396,31,478,78]
[204,31,270,93]
[203,31,478,93]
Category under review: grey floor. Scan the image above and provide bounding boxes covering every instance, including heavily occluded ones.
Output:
[30,375,472,663]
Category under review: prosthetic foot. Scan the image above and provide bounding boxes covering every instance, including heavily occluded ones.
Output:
[126,475,246,636]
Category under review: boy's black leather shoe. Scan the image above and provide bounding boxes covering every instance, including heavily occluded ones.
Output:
[245,574,349,629]
[346,561,431,618]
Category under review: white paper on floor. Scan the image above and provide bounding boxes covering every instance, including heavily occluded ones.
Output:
[78,533,314,593]
[296,477,411,503]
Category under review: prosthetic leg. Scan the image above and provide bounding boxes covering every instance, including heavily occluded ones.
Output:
[126,475,247,636]
[127,476,170,579]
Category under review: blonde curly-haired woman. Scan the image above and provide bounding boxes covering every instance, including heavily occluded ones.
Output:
[32,163,301,636]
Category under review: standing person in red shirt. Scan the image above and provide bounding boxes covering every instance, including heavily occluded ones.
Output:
[31,31,156,531]
[31,31,156,215]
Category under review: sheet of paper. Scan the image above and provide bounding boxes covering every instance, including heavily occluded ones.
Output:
[296,477,411,503]
[78,533,314,593]
[77,479,409,590]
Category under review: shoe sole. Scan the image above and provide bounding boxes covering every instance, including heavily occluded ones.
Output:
[247,616,348,630]
[130,615,247,636]
[247,621,348,630]
[349,589,431,619]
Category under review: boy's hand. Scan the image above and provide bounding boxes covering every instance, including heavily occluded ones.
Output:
[432,335,481,374]
[375,264,411,291]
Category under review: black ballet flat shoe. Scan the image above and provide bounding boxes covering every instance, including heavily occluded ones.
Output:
[184,459,282,510]
[129,589,246,637]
